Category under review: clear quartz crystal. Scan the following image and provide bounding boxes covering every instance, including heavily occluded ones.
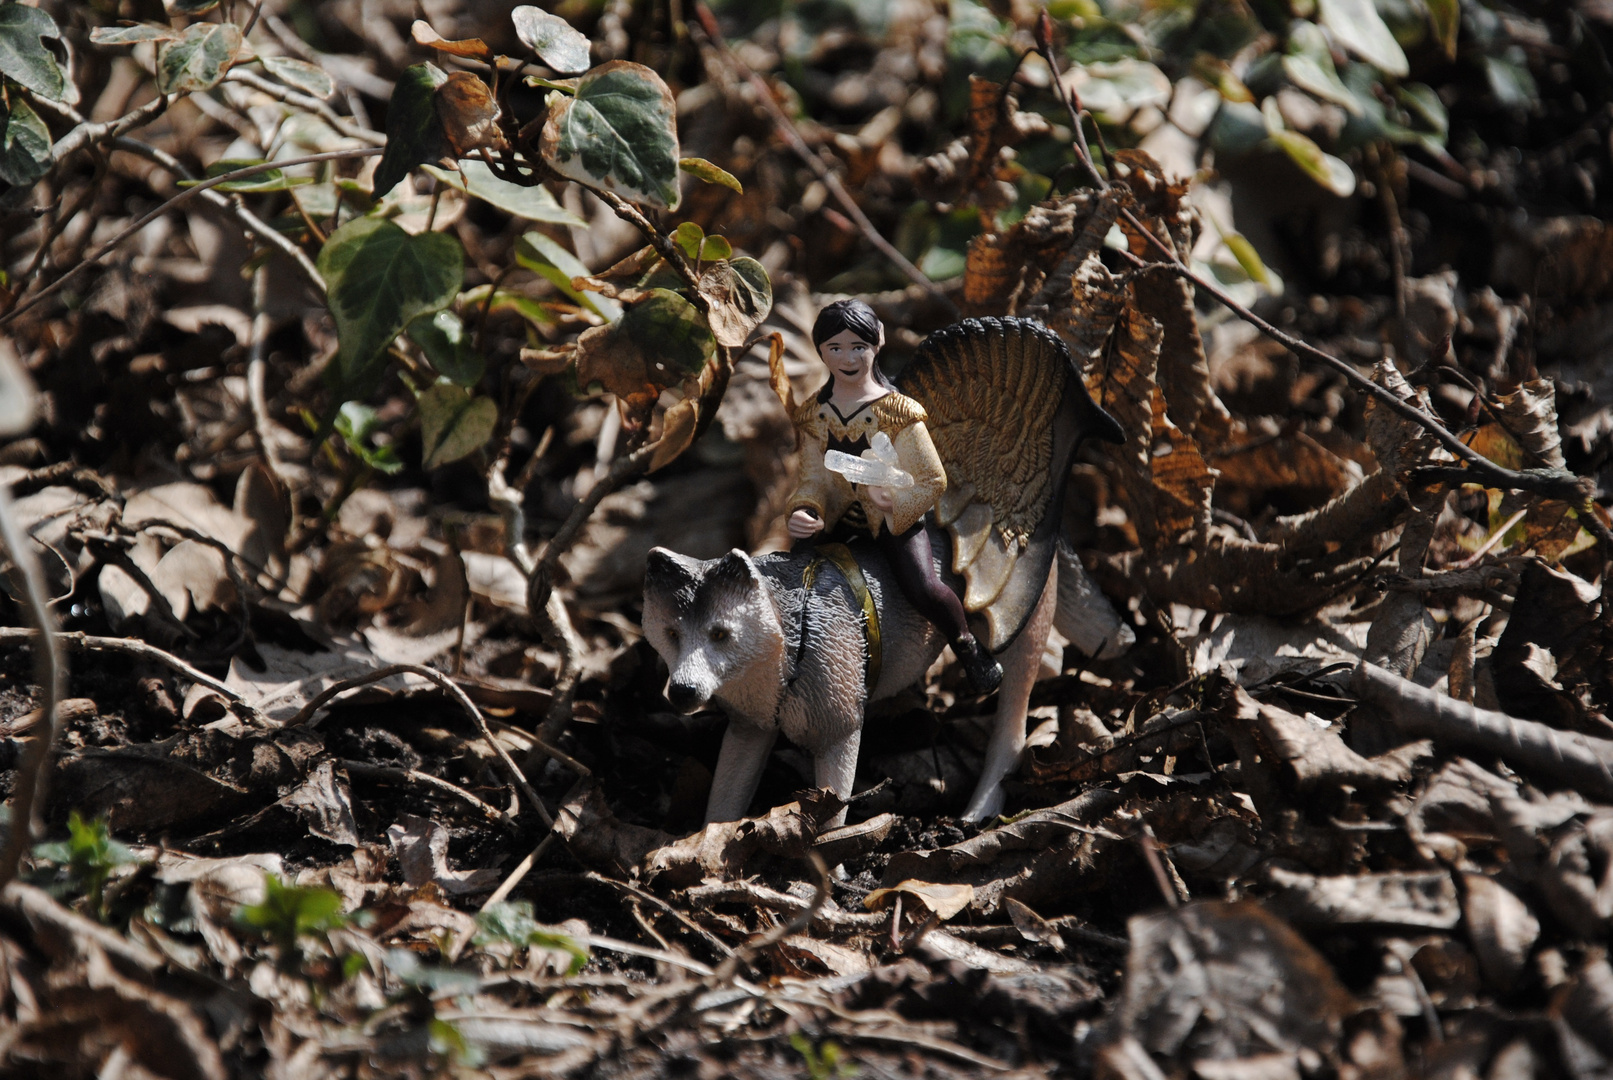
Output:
[824,431,913,488]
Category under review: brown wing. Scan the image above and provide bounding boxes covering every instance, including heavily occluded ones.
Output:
[901,317,1123,650]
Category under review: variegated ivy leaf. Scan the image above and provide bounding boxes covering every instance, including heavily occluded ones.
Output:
[0,3,67,101]
[90,23,176,46]
[155,21,243,95]
[260,55,335,100]
[0,97,51,188]
[539,61,681,211]
[511,6,590,75]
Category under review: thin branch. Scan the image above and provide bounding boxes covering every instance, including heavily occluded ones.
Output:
[690,1,955,313]
[341,760,511,825]
[0,485,63,894]
[42,94,170,164]
[225,68,386,146]
[444,833,560,963]
[0,149,380,328]
[287,662,554,827]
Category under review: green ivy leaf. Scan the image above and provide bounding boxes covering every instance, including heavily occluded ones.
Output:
[178,158,315,193]
[261,55,335,99]
[373,62,449,200]
[672,220,704,260]
[333,402,403,474]
[408,310,485,386]
[699,235,733,262]
[419,382,497,468]
[155,21,243,95]
[420,160,586,225]
[619,288,714,376]
[318,216,464,393]
[0,3,66,101]
[539,60,681,211]
[89,23,176,47]
[515,231,622,321]
[1317,0,1408,77]
[678,156,743,194]
[1284,23,1362,116]
[0,97,51,188]
[511,6,591,75]
[1264,99,1355,197]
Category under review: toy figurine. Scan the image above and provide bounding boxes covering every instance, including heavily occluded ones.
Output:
[786,299,1003,695]
[644,314,1124,825]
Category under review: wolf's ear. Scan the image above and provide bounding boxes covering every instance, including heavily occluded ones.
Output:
[645,547,702,599]
[705,548,764,596]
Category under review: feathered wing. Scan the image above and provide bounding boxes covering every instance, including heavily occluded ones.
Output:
[901,317,1123,652]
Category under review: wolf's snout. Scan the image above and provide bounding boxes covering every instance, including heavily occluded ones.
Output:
[667,680,706,712]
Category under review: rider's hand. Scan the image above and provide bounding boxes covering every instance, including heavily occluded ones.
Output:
[867,485,895,512]
[788,509,824,539]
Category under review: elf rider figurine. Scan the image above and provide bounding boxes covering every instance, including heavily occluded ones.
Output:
[786,299,1004,694]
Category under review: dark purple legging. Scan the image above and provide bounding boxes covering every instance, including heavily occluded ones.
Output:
[877,519,971,644]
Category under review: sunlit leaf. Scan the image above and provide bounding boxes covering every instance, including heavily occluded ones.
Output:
[696,256,772,348]
[539,60,681,210]
[410,19,493,62]
[419,382,497,468]
[90,23,176,47]
[408,309,486,385]
[436,71,504,156]
[1317,0,1408,77]
[672,220,704,260]
[699,235,733,262]
[1061,58,1171,119]
[373,62,449,200]
[575,288,713,404]
[511,6,591,75]
[515,230,622,321]
[318,217,464,393]
[1264,98,1355,197]
[1223,231,1272,287]
[155,21,243,95]
[1192,54,1253,103]
[333,402,403,474]
[458,284,558,328]
[0,97,51,188]
[678,156,743,194]
[1284,24,1362,115]
[177,158,315,193]
[1484,55,1537,111]
[421,160,586,224]
[260,55,335,99]
[0,3,66,101]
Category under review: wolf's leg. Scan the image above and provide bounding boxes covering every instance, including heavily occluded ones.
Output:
[814,726,863,829]
[961,560,1058,823]
[706,721,778,823]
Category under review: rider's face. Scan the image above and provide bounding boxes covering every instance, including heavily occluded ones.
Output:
[818,329,880,384]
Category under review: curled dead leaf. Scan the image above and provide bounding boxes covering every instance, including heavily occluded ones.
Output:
[864,880,976,921]
[437,71,506,156]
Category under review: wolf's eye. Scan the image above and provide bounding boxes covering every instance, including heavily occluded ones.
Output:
[665,627,679,644]
[709,627,729,643]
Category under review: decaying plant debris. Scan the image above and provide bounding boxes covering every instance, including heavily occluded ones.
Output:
[2,0,1613,1077]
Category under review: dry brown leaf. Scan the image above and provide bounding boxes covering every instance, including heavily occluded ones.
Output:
[1231,686,1430,790]
[437,71,505,155]
[642,789,846,887]
[1265,867,1461,929]
[864,880,975,920]
[1461,873,1539,991]
[410,19,493,61]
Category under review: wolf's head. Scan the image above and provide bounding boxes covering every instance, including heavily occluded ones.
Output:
[643,547,785,714]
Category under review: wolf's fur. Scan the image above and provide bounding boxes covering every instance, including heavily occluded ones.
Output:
[643,537,1056,825]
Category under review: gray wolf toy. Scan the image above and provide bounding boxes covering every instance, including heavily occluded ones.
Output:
[643,317,1125,824]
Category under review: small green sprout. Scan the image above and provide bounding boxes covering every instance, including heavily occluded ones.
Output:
[32,810,138,919]
[473,900,590,974]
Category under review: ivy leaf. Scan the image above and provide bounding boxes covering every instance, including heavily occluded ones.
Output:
[436,71,504,156]
[511,6,591,75]
[515,231,622,321]
[1284,23,1362,116]
[696,256,772,348]
[333,402,403,474]
[672,221,704,260]
[260,55,334,99]
[1263,98,1355,198]
[1317,0,1409,77]
[421,160,586,225]
[678,156,743,194]
[0,97,51,188]
[317,217,464,393]
[0,3,66,101]
[90,23,176,47]
[419,382,497,468]
[408,310,486,386]
[373,62,449,200]
[539,61,681,211]
[410,19,493,63]
[575,288,714,405]
[178,159,315,193]
[155,21,243,95]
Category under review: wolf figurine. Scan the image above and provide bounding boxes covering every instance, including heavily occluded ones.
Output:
[643,317,1125,825]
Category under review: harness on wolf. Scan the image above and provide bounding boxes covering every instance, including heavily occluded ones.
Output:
[792,542,882,694]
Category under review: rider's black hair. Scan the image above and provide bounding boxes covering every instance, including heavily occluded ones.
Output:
[812,299,894,390]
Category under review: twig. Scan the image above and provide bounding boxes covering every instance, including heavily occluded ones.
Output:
[1352,661,1613,799]
[0,628,259,724]
[587,872,737,960]
[0,149,380,327]
[0,485,63,893]
[690,2,956,313]
[225,68,386,146]
[44,94,170,164]
[444,833,559,963]
[287,662,554,827]
[340,760,511,825]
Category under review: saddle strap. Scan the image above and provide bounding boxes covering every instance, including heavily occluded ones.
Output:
[802,542,882,693]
